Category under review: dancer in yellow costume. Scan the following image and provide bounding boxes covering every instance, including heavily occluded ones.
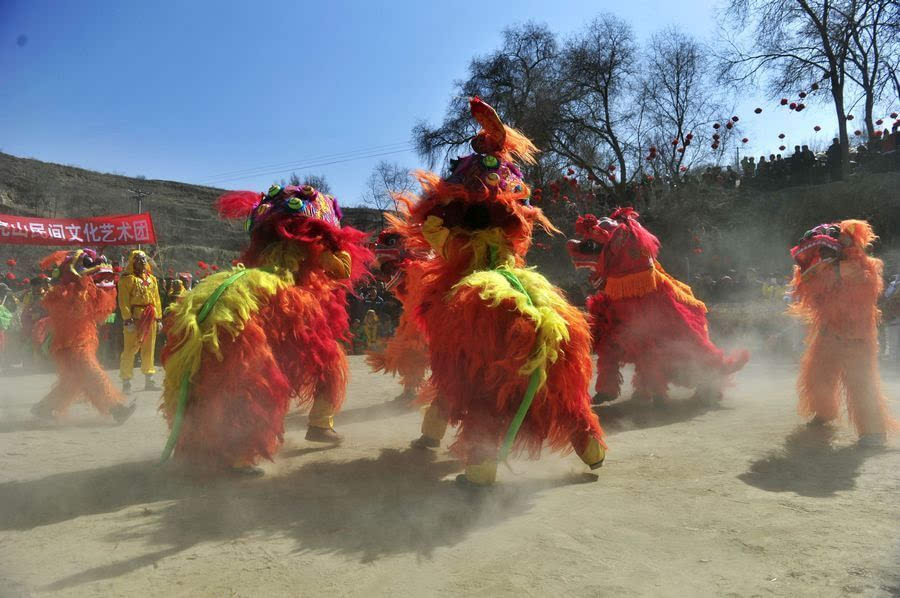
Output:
[118,250,162,392]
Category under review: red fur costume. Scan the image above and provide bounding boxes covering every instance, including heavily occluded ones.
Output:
[790,220,897,443]
[567,210,748,404]
[30,249,134,421]
[365,231,431,403]
[393,98,605,485]
[160,184,371,472]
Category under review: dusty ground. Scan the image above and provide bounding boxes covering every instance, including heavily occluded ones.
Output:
[0,356,898,598]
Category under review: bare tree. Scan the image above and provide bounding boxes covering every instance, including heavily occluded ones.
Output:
[362,161,414,227]
[283,172,332,194]
[412,21,563,181]
[718,0,854,173]
[642,27,736,179]
[546,14,643,194]
[838,0,899,136]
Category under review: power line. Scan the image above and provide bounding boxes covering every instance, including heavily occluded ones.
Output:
[202,146,417,186]
[202,140,415,182]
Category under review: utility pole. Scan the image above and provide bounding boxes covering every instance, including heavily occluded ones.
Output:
[128,187,152,250]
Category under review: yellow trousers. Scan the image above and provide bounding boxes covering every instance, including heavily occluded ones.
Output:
[120,321,157,381]
[308,396,336,429]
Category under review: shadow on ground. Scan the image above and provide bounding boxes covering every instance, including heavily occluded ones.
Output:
[0,447,598,591]
[738,424,892,497]
[596,395,725,432]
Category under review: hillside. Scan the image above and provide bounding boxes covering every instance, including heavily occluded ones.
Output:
[0,152,384,276]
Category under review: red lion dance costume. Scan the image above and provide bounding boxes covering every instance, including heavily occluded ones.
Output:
[365,231,431,404]
[567,210,748,404]
[160,184,371,474]
[394,98,605,486]
[790,220,897,446]
[30,249,136,423]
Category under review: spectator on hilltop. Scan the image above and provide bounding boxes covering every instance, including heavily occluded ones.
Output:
[826,138,842,181]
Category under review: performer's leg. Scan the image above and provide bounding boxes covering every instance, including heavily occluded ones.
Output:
[140,326,157,376]
[411,399,449,449]
[456,410,502,486]
[76,352,134,421]
[305,350,347,443]
[570,411,607,470]
[798,332,842,423]
[842,339,896,439]
[632,358,669,402]
[32,352,84,418]
[119,327,139,385]
[593,342,623,403]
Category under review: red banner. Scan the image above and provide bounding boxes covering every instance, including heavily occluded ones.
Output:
[0,213,156,246]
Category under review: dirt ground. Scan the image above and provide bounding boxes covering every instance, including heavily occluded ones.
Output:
[0,355,898,598]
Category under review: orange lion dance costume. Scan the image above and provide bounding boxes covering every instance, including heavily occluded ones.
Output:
[160,184,372,474]
[567,210,748,405]
[365,230,431,404]
[790,220,897,446]
[30,248,136,423]
[394,97,605,486]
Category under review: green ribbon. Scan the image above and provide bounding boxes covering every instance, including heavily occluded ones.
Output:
[0,305,12,331]
[160,268,251,463]
[486,258,542,463]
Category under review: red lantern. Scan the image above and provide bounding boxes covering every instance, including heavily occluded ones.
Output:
[890,112,898,119]
[679,166,687,172]
[608,164,616,171]
[754,108,762,114]
[796,103,805,111]
[5,259,15,268]
[5,272,15,281]
[671,139,679,146]
[686,133,694,140]
[566,167,575,175]
[677,147,685,153]
[649,146,657,153]
[693,248,703,255]
[846,114,855,121]
[711,143,719,149]
[874,130,883,137]
[799,92,807,99]
[780,98,789,105]
[854,130,862,136]
[22,277,30,284]
[211,265,219,271]
[814,125,821,132]
[725,122,733,130]
[741,137,749,143]
[713,133,720,140]
[645,175,654,182]
[778,133,785,139]
[731,116,739,122]
[713,123,721,129]
[811,83,819,91]
[198,261,208,270]
[876,119,883,126]
[789,102,797,110]
[779,145,786,151]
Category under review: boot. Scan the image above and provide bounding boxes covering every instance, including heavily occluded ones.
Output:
[30,399,55,421]
[144,374,159,391]
[110,401,137,424]
[592,392,616,405]
[305,426,343,444]
[410,435,440,449]
[858,433,886,448]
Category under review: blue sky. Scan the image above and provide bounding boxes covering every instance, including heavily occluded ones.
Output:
[0,0,881,207]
